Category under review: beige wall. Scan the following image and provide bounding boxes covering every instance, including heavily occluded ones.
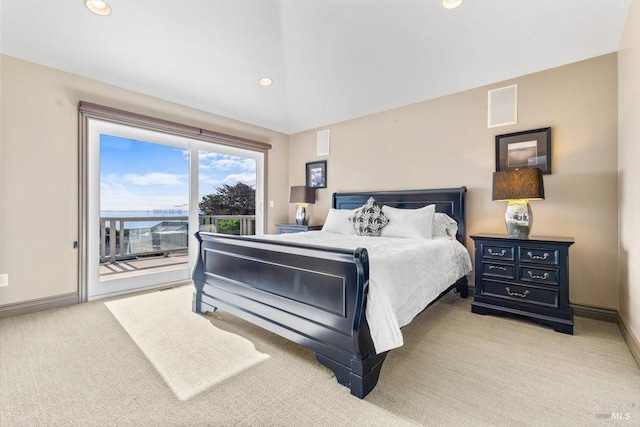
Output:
[618,1,640,352]
[0,53,3,294]
[0,55,289,306]
[289,54,619,309]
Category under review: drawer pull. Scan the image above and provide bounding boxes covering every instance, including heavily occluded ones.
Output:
[527,251,549,260]
[505,287,529,298]
[488,265,508,271]
[488,249,506,256]
[527,271,549,280]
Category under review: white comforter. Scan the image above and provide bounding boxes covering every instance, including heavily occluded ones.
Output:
[264,231,472,353]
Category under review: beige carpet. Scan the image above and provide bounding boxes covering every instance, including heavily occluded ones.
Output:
[1,285,639,426]
[104,286,269,401]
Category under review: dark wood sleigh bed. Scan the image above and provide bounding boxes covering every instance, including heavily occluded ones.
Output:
[192,187,468,398]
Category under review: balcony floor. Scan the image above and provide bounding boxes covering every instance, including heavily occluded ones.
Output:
[100,253,189,281]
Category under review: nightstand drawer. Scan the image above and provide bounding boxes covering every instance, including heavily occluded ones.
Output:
[519,266,558,286]
[480,280,559,308]
[481,244,515,261]
[278,227,300,234]
[276,224,323,234]
[481,262,515,280]
[519,247,559,265]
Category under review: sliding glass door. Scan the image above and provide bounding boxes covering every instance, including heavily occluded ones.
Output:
[86,119,263,300]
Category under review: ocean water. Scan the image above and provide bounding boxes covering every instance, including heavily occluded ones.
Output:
[100,210,188,229]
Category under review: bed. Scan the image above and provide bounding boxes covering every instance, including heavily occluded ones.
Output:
[192,187,470,398]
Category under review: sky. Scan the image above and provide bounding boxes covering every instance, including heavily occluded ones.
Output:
[100,135,256,211]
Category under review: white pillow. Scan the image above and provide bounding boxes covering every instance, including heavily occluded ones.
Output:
[379,204,435,239]
[433,212,458,239]
[322,208,358,235]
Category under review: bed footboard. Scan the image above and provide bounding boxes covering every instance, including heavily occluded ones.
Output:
[192,231,385,398]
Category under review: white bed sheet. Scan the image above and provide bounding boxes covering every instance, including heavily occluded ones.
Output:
[264,231,472,353]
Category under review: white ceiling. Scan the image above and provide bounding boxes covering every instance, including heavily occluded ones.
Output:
[0,0,632,134]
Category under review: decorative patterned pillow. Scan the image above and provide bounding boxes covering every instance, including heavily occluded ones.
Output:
[348,197,389,236]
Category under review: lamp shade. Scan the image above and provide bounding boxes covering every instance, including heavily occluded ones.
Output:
[492,168,545,201]
[289,186,315,204]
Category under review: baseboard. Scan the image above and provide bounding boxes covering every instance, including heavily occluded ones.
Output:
[0,292,79,319]
[618,315,640,369]
[571,303,618,323]
[553,303,639,368]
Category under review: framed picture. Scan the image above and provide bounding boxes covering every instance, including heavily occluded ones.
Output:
[495,127,551,174]
[306,160,327,188]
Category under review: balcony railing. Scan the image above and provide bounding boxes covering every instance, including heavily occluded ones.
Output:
[198,215,256,236]
[100,215,255,264]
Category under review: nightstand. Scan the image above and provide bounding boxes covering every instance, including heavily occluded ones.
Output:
[470,233,575,334]
[276,224,323,234]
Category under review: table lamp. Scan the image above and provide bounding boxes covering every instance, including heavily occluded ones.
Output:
[492,168,545,239]
[290,186,315,225]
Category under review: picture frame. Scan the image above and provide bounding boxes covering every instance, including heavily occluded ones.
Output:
[306,160,327,189]
[495,127,551,174]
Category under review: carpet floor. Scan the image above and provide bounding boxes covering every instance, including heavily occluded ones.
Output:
[1,285,639,426]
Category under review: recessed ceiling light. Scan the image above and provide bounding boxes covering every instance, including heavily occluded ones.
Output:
[259,77,273,87]
[84,0,112,16]
[442,0,464,9]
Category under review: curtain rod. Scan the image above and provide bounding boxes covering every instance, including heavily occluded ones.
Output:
[78,101,272,152]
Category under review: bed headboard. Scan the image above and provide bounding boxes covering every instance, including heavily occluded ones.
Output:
[332,187,467,245]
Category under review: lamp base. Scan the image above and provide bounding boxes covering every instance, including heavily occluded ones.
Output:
[295,205,308,225]
[505,200,532,239]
